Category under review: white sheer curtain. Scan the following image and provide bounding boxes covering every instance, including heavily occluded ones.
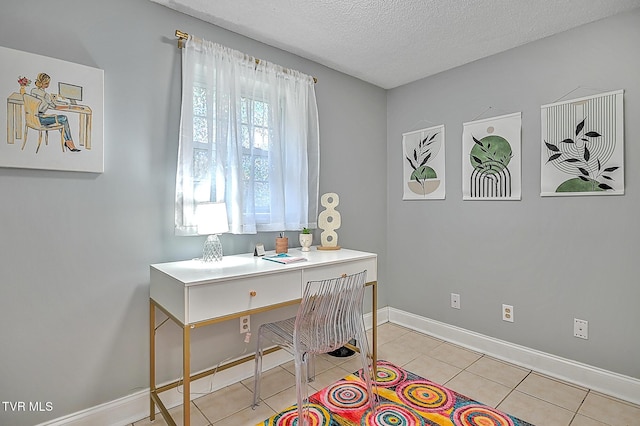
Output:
[175,36,320,235]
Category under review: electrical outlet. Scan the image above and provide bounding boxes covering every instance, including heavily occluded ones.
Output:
[574,318,588,339]
[451,293,460,309]
[240,315,250,334]
[502,304,514,322]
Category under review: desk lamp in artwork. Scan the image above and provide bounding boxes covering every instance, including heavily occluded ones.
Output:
[195,202,229,262]
[318,192,341,250]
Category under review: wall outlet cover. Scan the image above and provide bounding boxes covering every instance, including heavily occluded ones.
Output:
[502,304,514,322]
[451,293,460,309]
[574,318,588,339]
[240,315,250,333]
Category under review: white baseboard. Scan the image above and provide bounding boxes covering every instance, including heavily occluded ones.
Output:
[38,306,639,425]
[387,307,640,407]
[36,350,293,426]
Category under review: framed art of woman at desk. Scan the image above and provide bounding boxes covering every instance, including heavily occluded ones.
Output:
[1,45,104,173]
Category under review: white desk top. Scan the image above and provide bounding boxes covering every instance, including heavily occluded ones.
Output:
[151,247,376,287]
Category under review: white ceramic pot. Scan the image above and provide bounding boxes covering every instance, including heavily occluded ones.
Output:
[299,233,313,252]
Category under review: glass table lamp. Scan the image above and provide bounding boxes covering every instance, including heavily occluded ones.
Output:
[195,202,229,262]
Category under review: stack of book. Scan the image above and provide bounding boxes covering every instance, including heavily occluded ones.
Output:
[262,253,307,264]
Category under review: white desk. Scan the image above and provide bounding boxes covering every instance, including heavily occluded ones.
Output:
[149,247,378,426]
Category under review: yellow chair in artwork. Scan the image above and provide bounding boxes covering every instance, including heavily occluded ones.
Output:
[22,93,65,153]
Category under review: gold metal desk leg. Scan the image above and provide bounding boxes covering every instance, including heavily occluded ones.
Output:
[183,325,191,426]
[372,281,378,375]
[149,300,156,421]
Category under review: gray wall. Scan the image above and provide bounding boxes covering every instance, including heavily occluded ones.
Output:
[386,9,640,379]
[0,1,387,424]
[2,1,638,424]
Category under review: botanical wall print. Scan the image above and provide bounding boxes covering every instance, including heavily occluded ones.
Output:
[1,46,104,173]
[462,112,521,200]
[402,125,445,200]
[541,90,623,196]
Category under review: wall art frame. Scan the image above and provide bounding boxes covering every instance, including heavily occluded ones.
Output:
[462,112,522,200]
[540,90,624,196]
[402,124,446,200]
[1,46,104,173]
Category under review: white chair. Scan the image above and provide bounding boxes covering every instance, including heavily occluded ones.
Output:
[22,94,65,153]
[252,270,377,425]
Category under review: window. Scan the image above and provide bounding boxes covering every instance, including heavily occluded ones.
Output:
[240,96,272,220]
[192,85,215,203]
[175,38,319,235]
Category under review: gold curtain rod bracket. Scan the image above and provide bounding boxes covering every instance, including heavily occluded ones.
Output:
[174,30,317,83]
[175,29,188,48]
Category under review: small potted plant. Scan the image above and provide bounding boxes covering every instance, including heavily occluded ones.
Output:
[299,228,313,252]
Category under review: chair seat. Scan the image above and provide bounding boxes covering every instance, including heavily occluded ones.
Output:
[261,317,352,354]
[260,317,296,349]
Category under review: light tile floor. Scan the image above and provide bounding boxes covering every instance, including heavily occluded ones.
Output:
[134,323,640,426]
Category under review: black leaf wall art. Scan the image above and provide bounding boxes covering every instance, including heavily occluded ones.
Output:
[541,90,624,196]
[402,124,445,200]
[462,112,522,200]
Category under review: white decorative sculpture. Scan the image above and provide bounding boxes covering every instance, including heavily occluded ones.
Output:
[318,192,341,250]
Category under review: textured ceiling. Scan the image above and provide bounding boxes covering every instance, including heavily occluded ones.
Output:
[151,0,640,89]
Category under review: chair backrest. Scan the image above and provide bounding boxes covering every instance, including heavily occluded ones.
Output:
[23,94,43,130]
[294,270,367,355]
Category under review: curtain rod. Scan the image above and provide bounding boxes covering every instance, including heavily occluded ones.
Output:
[175,30,317,84]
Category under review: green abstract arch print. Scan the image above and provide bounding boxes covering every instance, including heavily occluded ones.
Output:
[470,135,512,174]
[462,112,521,200]
[468,134,514,198]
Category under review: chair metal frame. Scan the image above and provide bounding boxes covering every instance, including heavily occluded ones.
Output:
[252,270,377,425]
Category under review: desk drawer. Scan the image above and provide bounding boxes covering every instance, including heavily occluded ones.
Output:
[187,270,302,323]
[302,258,376,284]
